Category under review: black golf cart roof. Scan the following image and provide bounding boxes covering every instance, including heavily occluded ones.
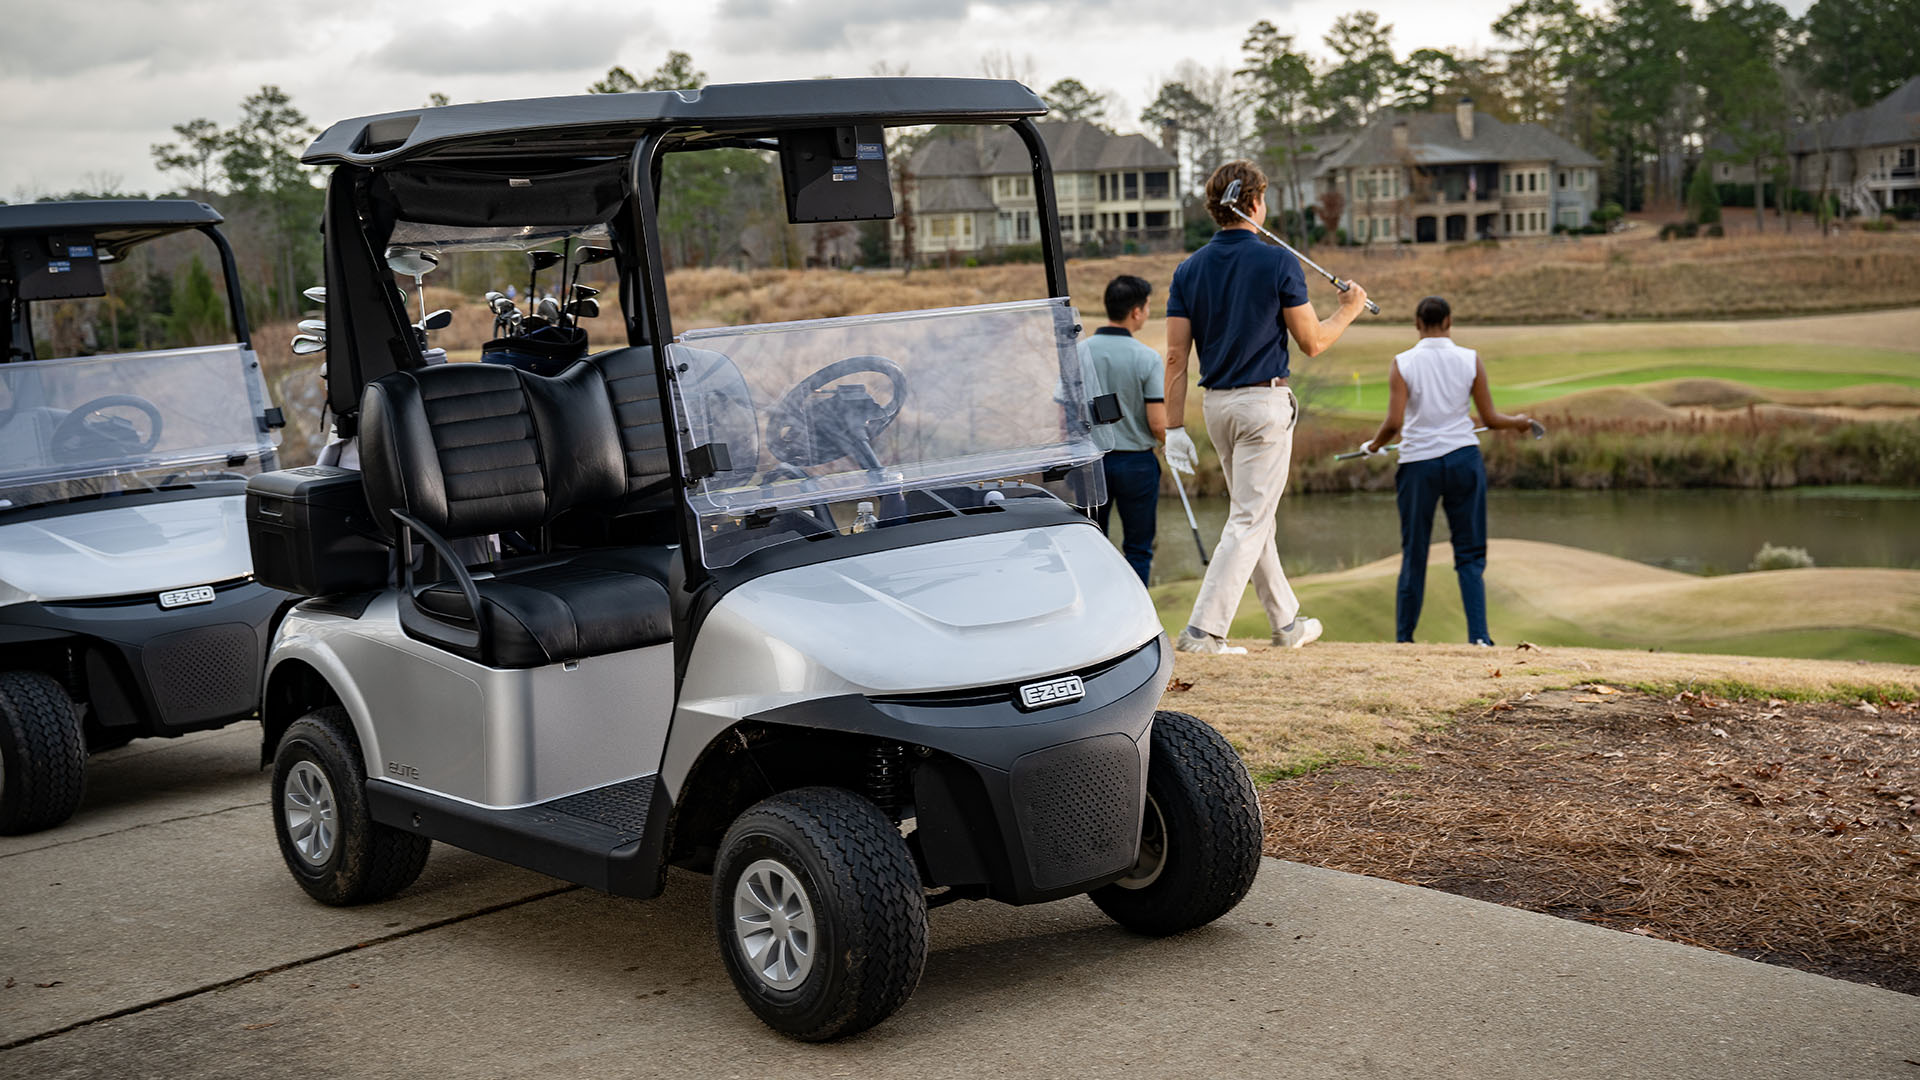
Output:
[0,199,225,260]
[303,78,1047,167]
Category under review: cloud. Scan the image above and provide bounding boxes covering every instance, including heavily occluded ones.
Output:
[364,9,658,77]
[0,1,303,78]
[711,0,969,52]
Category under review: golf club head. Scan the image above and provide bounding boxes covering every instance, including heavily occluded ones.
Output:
[1222,178,1242,207]
[291,334,326,355]
[487,295,517,315]
[536,297,561,321]
[303,285,327,305]
[575,246,614,267]
[385,248,440,278]
[297,318,328,335]
[522,315,549,331]
[527,249,564,272]
[569,283,600,300]
[418,309,454,331]
[565,298,600,319]
[1529,418,1547,440]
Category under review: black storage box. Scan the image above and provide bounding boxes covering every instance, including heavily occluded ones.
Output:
[246,466,390,597]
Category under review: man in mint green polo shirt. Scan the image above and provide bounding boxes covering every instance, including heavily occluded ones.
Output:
[1079,274,1166,586]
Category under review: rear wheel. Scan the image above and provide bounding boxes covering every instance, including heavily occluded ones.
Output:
[1091,710,1262,935]
[272,706,430,905]
[712,786,927,1041]
[0,671,86,835]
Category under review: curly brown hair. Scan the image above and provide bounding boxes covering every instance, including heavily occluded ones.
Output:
[1204,160,1267,228]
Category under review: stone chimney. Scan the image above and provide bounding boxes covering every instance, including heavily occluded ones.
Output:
[1391,119,1409,154]
[1455,97,1475,141]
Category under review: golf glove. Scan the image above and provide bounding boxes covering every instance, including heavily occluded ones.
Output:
[1359,440,1383,457]
[1164,428,1198,474]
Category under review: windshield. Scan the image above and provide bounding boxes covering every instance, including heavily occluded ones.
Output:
[0,344,279,509]
[671,298,1104,568]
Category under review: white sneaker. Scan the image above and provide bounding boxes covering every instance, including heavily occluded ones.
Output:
[1175,628,1248,655]
[1272,617,1324,649]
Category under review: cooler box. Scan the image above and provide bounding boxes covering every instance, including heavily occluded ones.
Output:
[245,466,390,596]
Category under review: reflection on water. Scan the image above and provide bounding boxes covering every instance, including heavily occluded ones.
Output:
[1131,487,1920,585]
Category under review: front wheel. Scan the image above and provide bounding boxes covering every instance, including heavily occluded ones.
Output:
[272,706,431,905]
[712,786,927,1041]
[0,671,86,835]
[1090,710,1262,935]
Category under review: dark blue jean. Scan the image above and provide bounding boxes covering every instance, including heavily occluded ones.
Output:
[1395,445,1490,644]
[1095,450,1160,586]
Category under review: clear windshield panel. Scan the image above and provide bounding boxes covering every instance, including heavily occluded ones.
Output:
[671,298,1104,568]
[0,344,279,508]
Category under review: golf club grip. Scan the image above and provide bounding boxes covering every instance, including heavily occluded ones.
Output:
[1191,525,1209,565]
[1332,278,1382,316]
[1333,450,1367,461]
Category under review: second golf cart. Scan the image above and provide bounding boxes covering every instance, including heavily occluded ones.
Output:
[0,200,286,834]
[247,79,1261,1040]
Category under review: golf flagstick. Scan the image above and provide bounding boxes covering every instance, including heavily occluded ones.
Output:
[1171,468,1209,566]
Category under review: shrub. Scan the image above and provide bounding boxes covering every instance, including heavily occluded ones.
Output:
[1705,223,1725,237]
[1889,204,1920,222]
[1861,217,1896,233]
[1687,165,1722,225]
[1592,202,1624,228]
[1750,543,1815,571]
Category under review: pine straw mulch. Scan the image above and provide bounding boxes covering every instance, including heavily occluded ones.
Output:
[1259,687,1920,994]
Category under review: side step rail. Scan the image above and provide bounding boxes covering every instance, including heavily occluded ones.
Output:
[367,774,671,898]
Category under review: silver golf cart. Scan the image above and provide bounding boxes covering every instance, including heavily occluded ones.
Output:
[246,79,1261,1040]
[0,200,287,833]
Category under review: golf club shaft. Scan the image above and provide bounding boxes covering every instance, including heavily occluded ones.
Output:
[1171,467,1210,566]
[1335,425,1495,460]
[1223,203,1381,316]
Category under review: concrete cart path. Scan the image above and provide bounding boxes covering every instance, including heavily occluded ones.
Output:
[4,726,1917,1079]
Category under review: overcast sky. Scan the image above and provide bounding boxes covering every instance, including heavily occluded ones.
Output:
[1,0,1809,198]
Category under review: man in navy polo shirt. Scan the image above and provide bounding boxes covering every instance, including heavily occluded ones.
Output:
[1164,160,1369,655]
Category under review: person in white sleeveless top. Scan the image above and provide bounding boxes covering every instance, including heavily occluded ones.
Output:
[1360,297,1533,645]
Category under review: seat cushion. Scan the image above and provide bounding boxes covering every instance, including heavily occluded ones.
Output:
[415,549,671,668]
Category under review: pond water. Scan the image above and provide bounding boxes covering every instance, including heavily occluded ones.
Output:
[1134,487,1920,585]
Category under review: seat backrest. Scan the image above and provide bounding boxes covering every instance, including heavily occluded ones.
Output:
[582,347,675,513]
[359,361,625,541]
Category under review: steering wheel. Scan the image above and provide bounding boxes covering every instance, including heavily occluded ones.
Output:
[764,356,907,469]
[50,394,164,460]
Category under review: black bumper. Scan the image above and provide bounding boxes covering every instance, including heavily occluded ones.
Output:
[751,636,1169,905]
[0,578,289,736]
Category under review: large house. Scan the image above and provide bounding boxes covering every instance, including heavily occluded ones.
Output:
[893,121,1182,261]
[1315,99,1602,243]
[1789,75,1920,214]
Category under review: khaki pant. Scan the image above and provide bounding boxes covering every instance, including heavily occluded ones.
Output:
[1187,385,1301,638]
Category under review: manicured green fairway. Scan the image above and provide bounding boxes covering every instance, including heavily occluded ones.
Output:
[1313,344,1920,415]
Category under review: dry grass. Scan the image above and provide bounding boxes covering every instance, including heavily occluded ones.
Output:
[1160,637,1920,782]
[1260,688,1920,992]
[665,231,1920,328]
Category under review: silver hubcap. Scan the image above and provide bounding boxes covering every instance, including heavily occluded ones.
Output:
[732,858,817,990]
[1114,794,1168,890]
[283,760,338,866]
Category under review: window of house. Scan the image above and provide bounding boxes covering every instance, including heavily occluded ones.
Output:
[961,216,971,236]
[1016,177,1030,197]
[1577,170,1589,189]
[995,178,1009,198]
[930,216,953,238]
[1504,213,1512,232]
[1016,211,1032,241]
[1059,215,1072,235]
[1079,174,1096,198]
[1145,211,1169,228]
[1718,163,1731,180]
[1125,211,1139,229]
[1378,216,1392,237]
[1124,173,1139,200]
[1502,172,1511,194]
[1559,170,1568,188]
[1080,214,1093,231]
[1525,173,1534,192]
[1145,171,1170,199]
